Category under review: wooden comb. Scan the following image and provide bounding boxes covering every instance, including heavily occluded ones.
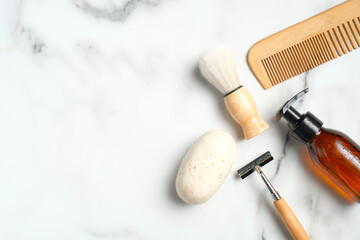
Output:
[248,0,360,89]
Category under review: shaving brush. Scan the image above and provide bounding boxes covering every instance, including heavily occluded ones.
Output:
[199,48,269,139]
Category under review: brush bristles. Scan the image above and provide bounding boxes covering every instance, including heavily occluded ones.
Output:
[199,48,241,95]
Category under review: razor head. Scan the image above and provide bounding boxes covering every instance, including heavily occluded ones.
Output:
[237,151,274,179]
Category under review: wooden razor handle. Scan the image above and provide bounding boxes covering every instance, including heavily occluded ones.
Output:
[224,87,269,139]
[274,198,310,240]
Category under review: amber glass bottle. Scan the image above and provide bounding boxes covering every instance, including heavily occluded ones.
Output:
[277,89,360,202]
[307,128,360,201]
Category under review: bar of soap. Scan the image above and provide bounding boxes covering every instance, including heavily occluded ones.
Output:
[176,130,236,204]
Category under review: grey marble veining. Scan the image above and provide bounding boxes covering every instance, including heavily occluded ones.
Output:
[73,0,161,22]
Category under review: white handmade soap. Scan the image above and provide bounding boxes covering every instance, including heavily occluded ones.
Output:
[176,130,236,204]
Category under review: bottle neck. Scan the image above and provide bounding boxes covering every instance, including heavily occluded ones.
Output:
[290,112,323,144]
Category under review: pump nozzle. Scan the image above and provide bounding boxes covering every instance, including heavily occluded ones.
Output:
[276,88,309,121]
[277,89,323,144]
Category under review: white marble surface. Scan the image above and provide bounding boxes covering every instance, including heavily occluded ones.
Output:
[1,0,360,239]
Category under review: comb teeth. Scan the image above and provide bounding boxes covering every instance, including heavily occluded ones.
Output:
[261,17,360,86]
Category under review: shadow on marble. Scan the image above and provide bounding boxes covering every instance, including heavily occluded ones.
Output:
[191,64,245,141]
[167,143,192,206]
[269,112,290,142]
[260,195,294,239]
[234,171,294,239]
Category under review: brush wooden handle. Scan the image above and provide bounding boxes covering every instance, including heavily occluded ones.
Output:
[224,87,269,139]
[274,198,310,240]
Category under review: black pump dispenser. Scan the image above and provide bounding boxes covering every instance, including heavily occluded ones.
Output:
[277,89,323,144]
[277,88,360,202]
